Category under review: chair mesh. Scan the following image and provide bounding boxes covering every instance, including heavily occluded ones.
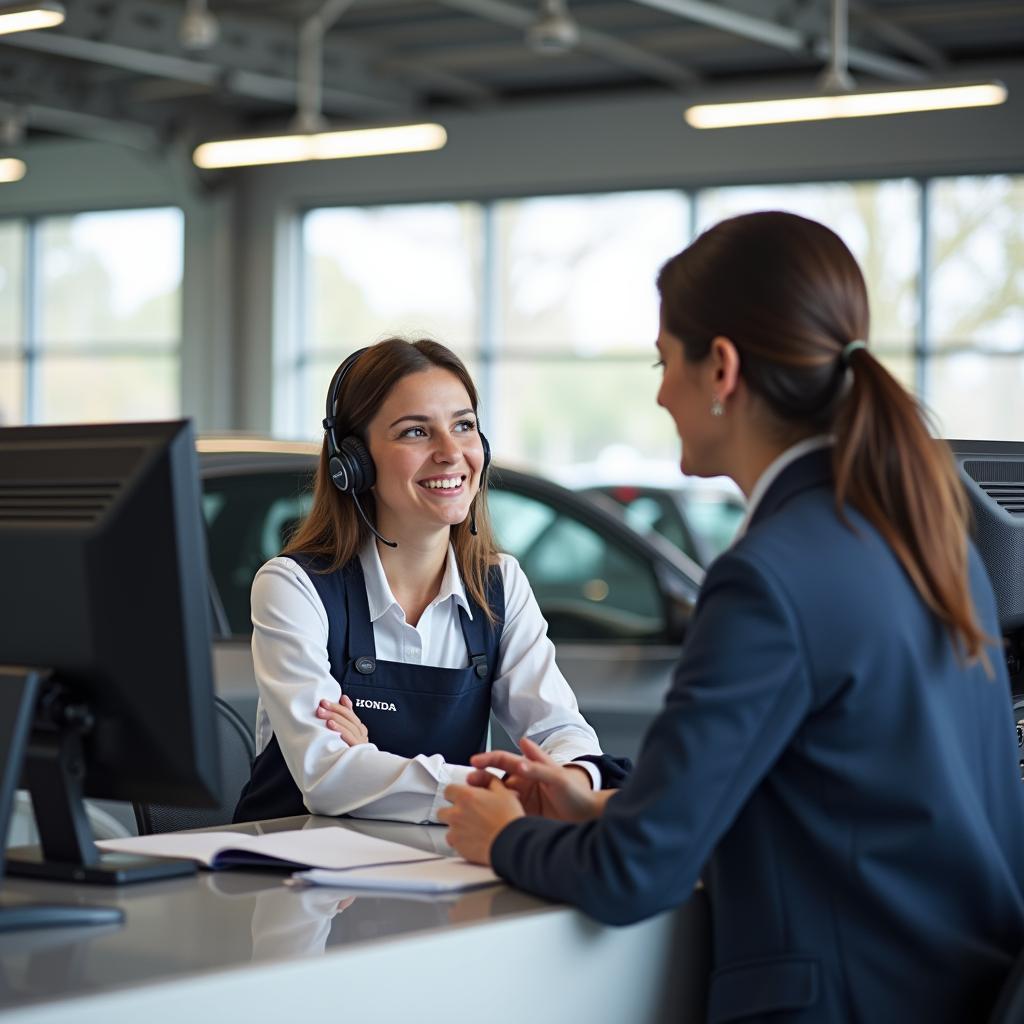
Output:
[134,698,255,835]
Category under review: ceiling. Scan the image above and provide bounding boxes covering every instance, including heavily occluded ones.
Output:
[1,0,1023,151]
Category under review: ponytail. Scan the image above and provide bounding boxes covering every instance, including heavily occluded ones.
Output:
[834,348,991,667]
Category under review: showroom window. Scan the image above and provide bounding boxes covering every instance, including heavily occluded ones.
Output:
[295,176,1024,478]
[0,207,184,426]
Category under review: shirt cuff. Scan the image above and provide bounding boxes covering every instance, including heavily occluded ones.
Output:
[429,762,474,823]
[569,758,602,790]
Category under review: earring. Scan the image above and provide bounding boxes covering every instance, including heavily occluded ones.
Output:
[710,397,725,417]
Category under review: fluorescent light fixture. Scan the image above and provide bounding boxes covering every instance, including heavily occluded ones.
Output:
[0,158,26,183]
[685,80,1008,129]
[192,123,448,170]
[0,2,65,35]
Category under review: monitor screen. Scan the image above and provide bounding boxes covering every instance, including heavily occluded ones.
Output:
[0,419,220,895]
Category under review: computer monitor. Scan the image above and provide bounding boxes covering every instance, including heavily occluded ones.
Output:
[0,420,221,924]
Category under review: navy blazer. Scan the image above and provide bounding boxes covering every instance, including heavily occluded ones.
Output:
[492,450,1024,1023]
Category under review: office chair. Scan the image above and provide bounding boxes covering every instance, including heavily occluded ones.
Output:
[133,698,255,835]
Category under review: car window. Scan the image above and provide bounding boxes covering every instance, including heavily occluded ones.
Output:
[202,471,314,636]
[586,486,701,564]
[488,488,667,642]
[683,495,745,560]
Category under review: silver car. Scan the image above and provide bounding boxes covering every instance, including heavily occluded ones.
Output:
[199,439,703,759]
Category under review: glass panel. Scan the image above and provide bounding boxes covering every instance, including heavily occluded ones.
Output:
[876,353,916,395]
[929,175,1024,351]
[0,356,23,425]
[296,350,483,442]
[492,358,677,475]
[303,204,483,354]
[38,208,184,347]
[35,354,179,424]
[926,352,1024,441]
[488,486,666,641]
[495,191,689,355]
[0,220,24,348]
[202,471,316,636]
[696,181,919,351]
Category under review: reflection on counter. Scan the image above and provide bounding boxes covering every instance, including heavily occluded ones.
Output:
[249,881,507,961]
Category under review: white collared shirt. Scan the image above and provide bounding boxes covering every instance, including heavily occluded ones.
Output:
[734,435,834,540]
[250,540,603,824]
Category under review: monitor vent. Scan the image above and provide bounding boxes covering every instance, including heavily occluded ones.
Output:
[0,480,122,524]
[964,459,1024,484]
[963,461,1024,518]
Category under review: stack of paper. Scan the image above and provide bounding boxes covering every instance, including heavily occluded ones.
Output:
[96,827,500,893]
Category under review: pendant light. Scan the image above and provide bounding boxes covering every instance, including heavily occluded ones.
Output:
[0,2,64,35]
[684,0,1007,129]
[192,0,445,170]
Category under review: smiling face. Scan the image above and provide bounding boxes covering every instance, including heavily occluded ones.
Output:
[364,366,484,541]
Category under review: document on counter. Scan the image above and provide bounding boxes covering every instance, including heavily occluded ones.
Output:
[294,858,501,894]
[96,827,443,872]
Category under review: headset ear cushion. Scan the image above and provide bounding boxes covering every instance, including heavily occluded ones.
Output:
[339,436,376,494]
[480,432,491,475]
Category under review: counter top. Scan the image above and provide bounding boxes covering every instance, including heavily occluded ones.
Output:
[0,815,709,1023]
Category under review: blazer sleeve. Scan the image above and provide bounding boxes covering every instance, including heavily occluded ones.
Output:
[490,549,814,925]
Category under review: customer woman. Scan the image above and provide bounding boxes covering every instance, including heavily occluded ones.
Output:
[440,212,1024,1022]
[234,338,612,825]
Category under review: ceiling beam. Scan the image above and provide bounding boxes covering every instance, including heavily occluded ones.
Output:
[1,30,408,116]
[850,1,948,71]
[436,0,700,88]
[627,0,930,81]
[0,99,158,150]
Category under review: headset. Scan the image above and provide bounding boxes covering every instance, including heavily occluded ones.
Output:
[323,347,491,548]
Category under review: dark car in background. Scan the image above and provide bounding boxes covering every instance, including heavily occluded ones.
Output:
[580,481,746,568]
[198,439,703,758]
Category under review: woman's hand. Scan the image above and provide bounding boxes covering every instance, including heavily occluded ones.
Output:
[438,777,524,866]
[315,695,369,746]
[466,738,606,822]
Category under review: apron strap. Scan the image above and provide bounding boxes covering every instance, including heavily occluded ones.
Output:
[343,559,377,672]
[456,565,505,680]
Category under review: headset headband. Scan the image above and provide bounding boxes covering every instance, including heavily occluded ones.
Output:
[323,347,369,456]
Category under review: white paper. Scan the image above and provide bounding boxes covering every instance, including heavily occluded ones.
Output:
[96,827,443,871]
[295,858,501,893]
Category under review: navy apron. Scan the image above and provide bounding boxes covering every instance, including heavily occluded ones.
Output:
[234,556,504,823]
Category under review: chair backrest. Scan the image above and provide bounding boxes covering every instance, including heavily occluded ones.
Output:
[133,697,255,835]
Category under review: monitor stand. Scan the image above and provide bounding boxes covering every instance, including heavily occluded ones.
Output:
[2,669,193,902]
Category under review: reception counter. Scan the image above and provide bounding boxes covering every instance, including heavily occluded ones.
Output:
[0,815,710,1023]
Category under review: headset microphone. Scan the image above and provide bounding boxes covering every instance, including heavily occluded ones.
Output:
[351,491,398,549]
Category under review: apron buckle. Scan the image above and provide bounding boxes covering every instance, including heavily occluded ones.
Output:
[470,654,488,679]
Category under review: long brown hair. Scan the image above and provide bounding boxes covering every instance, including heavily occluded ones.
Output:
[283,338,501,624]
[657,211,990,664]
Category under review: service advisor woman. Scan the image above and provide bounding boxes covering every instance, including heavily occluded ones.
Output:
[234,338,613,825]
[441,212,1024,1023]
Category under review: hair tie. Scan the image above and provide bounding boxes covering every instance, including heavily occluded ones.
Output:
[841,339,867,366]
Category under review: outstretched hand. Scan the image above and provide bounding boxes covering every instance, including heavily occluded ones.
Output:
[466,738,604,822]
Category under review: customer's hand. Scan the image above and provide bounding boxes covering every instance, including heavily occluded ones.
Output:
[315,695,369,746]
[438,776,524,866]
[466,738,606,822]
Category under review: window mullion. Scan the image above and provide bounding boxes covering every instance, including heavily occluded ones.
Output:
[23,216,40,424]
